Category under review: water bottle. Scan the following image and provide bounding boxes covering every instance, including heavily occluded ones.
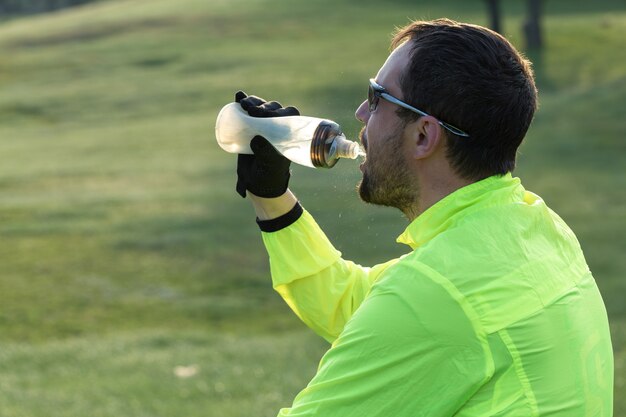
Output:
[214,102,362,168]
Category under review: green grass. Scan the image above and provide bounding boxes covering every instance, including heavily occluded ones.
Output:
[0,0,624,415]
[0,329,325,417]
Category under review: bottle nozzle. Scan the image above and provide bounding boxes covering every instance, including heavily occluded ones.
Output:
[334,136,361,160]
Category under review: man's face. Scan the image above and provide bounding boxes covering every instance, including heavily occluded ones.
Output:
[355,42,418,212]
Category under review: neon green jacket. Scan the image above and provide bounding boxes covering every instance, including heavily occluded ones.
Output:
[261,174,613,416]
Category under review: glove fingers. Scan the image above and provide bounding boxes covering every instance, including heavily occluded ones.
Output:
[235,91,247,103]
[247,106,271,118]
[276,106,300,116]
[260,101,283,112]
[246,101,283,118]
[239,95,266,111]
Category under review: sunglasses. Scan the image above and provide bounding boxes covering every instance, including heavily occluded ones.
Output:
[368,79,470,138]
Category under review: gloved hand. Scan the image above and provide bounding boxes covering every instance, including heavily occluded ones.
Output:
[234,91,300,198]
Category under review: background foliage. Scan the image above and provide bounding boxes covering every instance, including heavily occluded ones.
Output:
[0,0,624,416]
[0,0,101,14]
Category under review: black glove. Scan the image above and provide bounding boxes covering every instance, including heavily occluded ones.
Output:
[234,91,300,198]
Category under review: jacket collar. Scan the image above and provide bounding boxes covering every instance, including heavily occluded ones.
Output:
[396,173,523,249]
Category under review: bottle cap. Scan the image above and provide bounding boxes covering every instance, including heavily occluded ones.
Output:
[311,121,341,168]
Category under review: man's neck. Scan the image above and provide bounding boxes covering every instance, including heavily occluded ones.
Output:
[403,175,474,222]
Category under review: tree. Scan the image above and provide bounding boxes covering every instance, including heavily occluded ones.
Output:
[485,0,503,34]
[484,0,544,50]
[0,0,100,14]
[523,0,543,50]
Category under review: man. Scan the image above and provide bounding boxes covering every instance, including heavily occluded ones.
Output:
[234,19,614,416]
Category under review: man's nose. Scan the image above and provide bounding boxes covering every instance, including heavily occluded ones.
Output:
[355,100,369,123]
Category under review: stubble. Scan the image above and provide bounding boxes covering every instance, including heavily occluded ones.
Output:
[357,125,419,215]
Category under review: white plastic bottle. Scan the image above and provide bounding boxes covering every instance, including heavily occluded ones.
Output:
[214,102,361,168]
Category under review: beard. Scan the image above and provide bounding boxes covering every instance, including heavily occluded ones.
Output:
[357,125,419,215]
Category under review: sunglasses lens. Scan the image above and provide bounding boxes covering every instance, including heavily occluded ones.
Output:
[368,84,377,112]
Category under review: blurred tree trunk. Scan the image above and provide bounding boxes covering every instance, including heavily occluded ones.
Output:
[485,0,502,33]
[0,0,99,14]
[523,0,543,50]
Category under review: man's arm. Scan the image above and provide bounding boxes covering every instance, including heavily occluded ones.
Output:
[257,197,399,342]
[248,190,298,221]
[232,92,397,340]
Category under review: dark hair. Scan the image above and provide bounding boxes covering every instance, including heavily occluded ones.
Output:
[392,19,538,180]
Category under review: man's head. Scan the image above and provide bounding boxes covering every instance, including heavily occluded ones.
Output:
[355,19,537,216]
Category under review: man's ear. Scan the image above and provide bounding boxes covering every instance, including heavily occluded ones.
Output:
[408,116,445,160]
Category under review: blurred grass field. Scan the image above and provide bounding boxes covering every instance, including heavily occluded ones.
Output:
[0,0,624,415]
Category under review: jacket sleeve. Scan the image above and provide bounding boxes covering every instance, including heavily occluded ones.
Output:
[276,262,493,417]
[261,209,400,343]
